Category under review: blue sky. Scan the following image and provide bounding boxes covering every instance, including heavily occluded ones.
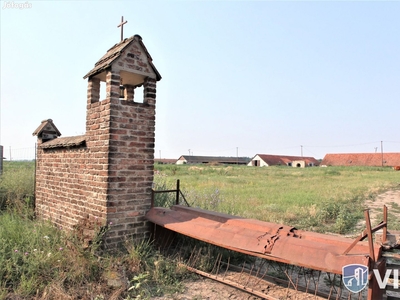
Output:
[1,0,399,160]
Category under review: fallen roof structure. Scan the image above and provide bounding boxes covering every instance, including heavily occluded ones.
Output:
[146,205,376,275]
[146,184,400,299]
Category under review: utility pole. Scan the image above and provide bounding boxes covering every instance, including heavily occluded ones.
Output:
[301,145,303,157]
[381,141,384,167]
[236,147,238,165]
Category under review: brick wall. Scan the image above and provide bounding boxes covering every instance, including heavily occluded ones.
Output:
[35,72,157,248]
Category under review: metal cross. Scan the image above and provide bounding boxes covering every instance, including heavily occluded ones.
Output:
[117,16,128,42]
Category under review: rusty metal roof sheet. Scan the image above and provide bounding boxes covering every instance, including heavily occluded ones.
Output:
[40,135,86,149]
[83,35,161,81]
[146,205,378,275]
[321,153,400,167]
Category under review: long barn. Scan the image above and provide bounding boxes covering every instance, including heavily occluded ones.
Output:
[321,153,400,167]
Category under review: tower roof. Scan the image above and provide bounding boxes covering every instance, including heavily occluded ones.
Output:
[32,119,61,137]
[83,35,161,82]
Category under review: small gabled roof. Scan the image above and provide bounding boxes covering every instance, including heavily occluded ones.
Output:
[32,119,61,137]
[83,35,161,81]
[40,135,86,149]
[253,154,319,166]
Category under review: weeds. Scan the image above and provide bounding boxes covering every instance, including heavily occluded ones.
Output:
[0,162,189,299]
[123,238,188,298]
[152,177,177,208]
[0,161,35,213]
[2,161,400,298]
[0,210,187,299]
[0,211,107,297]
[155,164,400,234]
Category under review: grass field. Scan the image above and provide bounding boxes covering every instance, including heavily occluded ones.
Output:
[1,161,400,298]
[0,161,35,212]
[154,164,400,234]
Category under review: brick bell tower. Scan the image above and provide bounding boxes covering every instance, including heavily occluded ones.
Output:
[83,30,162,246]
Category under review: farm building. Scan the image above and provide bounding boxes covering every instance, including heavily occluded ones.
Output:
[154,158,176,164]
[321,153,400,167]
[248,154,319,167]
[176,155,250,165]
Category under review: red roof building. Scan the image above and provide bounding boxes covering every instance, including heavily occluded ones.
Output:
[248,154,319,167]
[321,153,400,167]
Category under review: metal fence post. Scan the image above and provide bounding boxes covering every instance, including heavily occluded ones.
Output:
[176,179,180,205]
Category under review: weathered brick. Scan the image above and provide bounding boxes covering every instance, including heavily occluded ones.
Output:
[35,42,159,250]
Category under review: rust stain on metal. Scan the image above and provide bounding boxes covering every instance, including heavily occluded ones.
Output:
[263,234,279,254]
[146,205,378,275]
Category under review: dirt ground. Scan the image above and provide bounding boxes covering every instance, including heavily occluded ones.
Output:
[152,277,261,300]
[153,189,400,300]
[363,189,400,227]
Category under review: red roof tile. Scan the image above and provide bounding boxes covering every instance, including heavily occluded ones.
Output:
[321,153,400,167]
[40,135,86,149]
[83,35,161,81]
[32,119,61,137]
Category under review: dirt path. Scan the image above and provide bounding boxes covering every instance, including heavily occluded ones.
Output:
[363,189,400,227]
[153,277,261,300]
[154,189,400,300]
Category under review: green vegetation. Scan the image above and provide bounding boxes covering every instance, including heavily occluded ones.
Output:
[0,161,189,299]
[0,161,35,212]
[1,160,400,298]
[0,212,102,298]
[154,164,400,234]
[0,210,189,299]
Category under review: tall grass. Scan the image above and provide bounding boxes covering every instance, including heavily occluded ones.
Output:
[0,162,188,299]
[0,161,35,212]
[0,212,188,299]
[0,213,104,297]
